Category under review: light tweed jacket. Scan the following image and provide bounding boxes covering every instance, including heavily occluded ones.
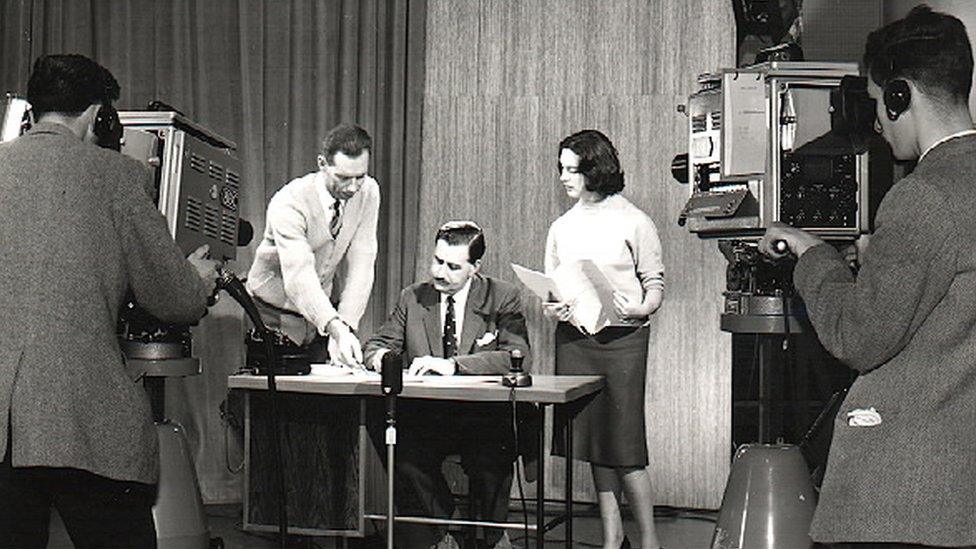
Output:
[796,134,976,546]
[0,123,209,484]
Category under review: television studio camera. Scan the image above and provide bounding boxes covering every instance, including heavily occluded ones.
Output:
[1,94,253,369]
[671,62,892,449]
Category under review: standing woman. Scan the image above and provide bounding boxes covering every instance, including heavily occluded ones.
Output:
[544,130,664,549]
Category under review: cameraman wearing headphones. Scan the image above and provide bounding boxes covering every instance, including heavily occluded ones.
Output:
[0,54,217,547]
[760,6,976,548]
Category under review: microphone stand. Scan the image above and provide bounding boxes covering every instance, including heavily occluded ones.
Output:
[380,351,404,549]
[386,393,396,549]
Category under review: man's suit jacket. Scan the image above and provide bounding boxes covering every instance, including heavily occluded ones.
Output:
[0,123,209,484]
[365,274,529,374]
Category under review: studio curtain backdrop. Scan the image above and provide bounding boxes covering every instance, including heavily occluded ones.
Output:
[0,0,425,502]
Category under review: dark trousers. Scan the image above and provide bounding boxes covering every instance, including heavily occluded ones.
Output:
[0,438,157,548]
[369,400,517,548]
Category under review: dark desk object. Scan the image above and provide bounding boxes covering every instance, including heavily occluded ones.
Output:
[228,373,604,548]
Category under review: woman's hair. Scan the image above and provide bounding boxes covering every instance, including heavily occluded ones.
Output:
[558,129,625,197]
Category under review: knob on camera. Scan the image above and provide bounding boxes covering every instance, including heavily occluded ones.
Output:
[502,348,532,388]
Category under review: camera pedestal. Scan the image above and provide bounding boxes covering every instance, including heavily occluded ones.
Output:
[132,358,212,549]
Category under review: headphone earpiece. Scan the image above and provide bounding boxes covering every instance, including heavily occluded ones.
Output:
[93,103,122,151]
[883,79,911,121]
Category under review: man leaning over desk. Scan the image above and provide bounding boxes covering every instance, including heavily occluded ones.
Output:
[365,221,529,549]
[246,123,378,366]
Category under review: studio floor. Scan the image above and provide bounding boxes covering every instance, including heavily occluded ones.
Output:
[43,500,715,548]
[196,503,716,549]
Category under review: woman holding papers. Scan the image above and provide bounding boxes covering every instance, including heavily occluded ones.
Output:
[543,129,665,549]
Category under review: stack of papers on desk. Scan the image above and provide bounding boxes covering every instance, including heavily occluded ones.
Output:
[309,363,355,377]
[401,375,500,385]
[310,364,382,381]
[352,369,382,381]
[512,260,620,334]
[308,366,499,386]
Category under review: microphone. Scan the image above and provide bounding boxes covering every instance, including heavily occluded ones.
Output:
[502,348,532,388]
[381,351,404,396]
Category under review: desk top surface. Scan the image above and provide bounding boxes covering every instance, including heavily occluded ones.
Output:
[227,373,604,404]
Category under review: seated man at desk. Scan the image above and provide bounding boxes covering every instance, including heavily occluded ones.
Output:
[365,220,529,549]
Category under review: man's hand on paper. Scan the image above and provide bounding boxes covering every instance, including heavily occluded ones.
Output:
[613,291,649,320]
[542,299,576,322]
[407,356,457,376]
[326,318,364,367]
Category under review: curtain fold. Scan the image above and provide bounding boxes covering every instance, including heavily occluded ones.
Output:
[0,0,424,502]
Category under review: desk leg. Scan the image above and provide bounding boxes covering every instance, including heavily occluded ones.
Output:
[536,404,546,549]
[242,392,251,529]
[565,413,573,549]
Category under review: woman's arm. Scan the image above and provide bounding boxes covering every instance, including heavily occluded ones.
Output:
[613,286,662,319]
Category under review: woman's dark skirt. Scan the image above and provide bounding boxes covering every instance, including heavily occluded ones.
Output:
[552,322,649,467]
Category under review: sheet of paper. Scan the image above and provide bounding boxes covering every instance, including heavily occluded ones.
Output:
[342,371,500,385]
[511,264,562,301]
[311,363,384,380]
[348,369,382,381]
[511,261,622,334]
[550,261,617,334]
[722,71,766,177]
[580,260,622,327]
[401,375,501,386]
[309,363,355,377]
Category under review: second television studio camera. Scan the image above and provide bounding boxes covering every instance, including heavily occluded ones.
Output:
[673,61,889,332]
[671,62,892,446]
[116,107,246,371]
[119,107,247,549]
[1,94,250,372]
[116,107,299,545]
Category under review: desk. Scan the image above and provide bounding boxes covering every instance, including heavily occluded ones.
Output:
[228,373,603,548]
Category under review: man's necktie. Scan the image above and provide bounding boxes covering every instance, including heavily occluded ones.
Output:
[443,295,457,358]
[329,201,342,239]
